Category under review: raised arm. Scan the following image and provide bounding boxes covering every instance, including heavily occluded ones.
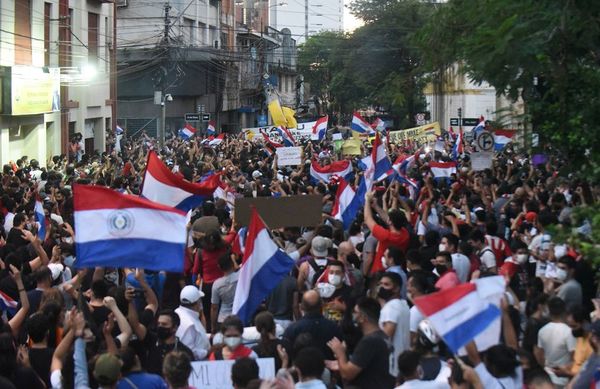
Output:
[8,264,30,338]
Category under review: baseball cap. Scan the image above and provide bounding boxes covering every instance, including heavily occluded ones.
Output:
[93,353,122,385]
[525,212,537,223]
[252,170,263,179]
[311,236,332,258]
[180,285,205,305]
[48,263,64,281]
[192,216,220,234]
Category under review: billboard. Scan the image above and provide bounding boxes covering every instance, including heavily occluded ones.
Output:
[11,66,60,115]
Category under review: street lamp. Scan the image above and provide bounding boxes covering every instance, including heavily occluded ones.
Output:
[160,93,173,148]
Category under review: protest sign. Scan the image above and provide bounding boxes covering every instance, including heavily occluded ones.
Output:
[234,195,323,228]
[332,133,343,141]
[276,146,303,166]
[471,152,493,171]
[341,139,362,155]
[243,121,316,142]
[190,358,275,389]
[388,122,441,144]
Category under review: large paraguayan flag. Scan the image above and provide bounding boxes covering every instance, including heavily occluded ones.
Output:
[413,281,502,353]
[310,159,353,184]
[493,129,515,151]
[351,112,375,134]
[141,150,220,212]
[277,126,297,147]
[232,207,295,324]
[0,291,17,315]
[372,132,392,181]
[207,120,216,136]
[429,161,457,178]
[73,184,187,272]
[332,178,357,230]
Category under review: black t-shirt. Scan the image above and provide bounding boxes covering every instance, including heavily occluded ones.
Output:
[139,331,194,375]
[348,330,394,389]
[28,347,54,388]
[266,275,297,321]
[89,305,111,328]
[522,317,549,353]
[8,366,45,389]
[252,338,291,371]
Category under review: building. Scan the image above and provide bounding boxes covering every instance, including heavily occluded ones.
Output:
[424,63,524,132]
[269,0,343,44]
[0,0,115,166]
[117,0,298,135]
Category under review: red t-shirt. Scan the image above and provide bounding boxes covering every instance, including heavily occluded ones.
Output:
[193,231,236,283]
[370,224,409,275]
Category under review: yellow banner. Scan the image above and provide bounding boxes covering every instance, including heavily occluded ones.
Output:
[11,66,60,115]
[388,122,441,144]
[341,139,362,155]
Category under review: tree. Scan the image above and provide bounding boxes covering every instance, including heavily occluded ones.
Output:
[415,0,600,177]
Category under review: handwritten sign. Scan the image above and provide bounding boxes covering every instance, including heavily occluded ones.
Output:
[189,358,275,389]
[471,152,493,171]
[276,146,303,166]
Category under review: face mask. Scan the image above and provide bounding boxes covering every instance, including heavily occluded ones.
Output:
[555,268,568,282]
[25,223,32,230]
[352,313,360,327]
[572,328,585,338]
[435,264,448,275]
[377,287,394,301]
[224,336,242,349]
[381,256,389,269]
[64,255,76,267]
[516,254,529,264]
[438,243,448,252]
[328,274,342,286]
[63,237,73,244]
[156,326,173,340]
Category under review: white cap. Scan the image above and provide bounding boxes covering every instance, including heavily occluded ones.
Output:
[180,285,204,305]
[50,213,64,225]
[48,263,64,281]
[252,170,263,179]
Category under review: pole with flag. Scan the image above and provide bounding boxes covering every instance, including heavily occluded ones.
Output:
[232,207,295,324]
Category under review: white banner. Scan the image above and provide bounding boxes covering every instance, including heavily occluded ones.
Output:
[471,152,493,171]
[276,146,303,166]
[243,121,316,143]
[189,358,275,389]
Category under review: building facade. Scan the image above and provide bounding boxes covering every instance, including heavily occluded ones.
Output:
[0,0,115,166]
[269,0,343,44]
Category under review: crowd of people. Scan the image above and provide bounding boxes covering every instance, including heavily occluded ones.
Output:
[0,127,598,389]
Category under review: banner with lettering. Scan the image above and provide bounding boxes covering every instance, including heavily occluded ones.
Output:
[388,122,441,144]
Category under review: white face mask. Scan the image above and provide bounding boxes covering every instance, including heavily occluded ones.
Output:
[438,243,448,252]
[516,254,529,264]
[224,336,242,349]
[328,274,342,286]
[555,268,568,282]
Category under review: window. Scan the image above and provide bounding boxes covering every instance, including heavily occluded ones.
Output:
[15,0,32,65]
[88,12,99,63]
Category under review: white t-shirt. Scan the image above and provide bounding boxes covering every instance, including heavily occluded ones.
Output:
[451,253,471,283]
[409,304,424,334]
[537,322,576,386]
[379,298,410,377]
[479,246,496,270]
[474,362,523,389]
[396,379,449,389]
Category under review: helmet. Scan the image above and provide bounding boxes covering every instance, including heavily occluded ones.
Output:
[417,319,440,349]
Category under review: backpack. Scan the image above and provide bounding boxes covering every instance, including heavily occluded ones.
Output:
[308,257,328,286]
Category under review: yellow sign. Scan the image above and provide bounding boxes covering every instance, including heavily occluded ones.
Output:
[11,66,60,115]
[388,122,441,144]
[341,139,362,155]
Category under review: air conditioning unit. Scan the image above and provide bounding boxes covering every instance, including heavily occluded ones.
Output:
[214,40,219,48]
[116,0,128,7]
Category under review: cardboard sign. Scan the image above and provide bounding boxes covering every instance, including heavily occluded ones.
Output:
[471,152,493,171]
[332,133,343,141]
[388,122,441,144]
[190,358,275,389]
[276,146,303,166]
[235,195,323,228]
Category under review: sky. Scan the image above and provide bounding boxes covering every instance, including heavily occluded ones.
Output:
[343,1,364,31]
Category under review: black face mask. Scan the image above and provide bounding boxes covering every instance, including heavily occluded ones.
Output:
[572,328,585,338]
[435,264,448,275]
[156,326,173,340]
[377,287,394,301]
[193,238,203,248]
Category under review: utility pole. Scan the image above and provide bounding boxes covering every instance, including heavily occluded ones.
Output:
[304,0,308,42]
[163,3,171,44]
[58,0,69,155]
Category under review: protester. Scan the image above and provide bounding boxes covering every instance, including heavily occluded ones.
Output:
[0,125,597,389]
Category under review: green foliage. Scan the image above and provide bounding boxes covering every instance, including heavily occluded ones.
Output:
[415,0,600,179]
[549,205,600,267]
[297,0,432,125]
